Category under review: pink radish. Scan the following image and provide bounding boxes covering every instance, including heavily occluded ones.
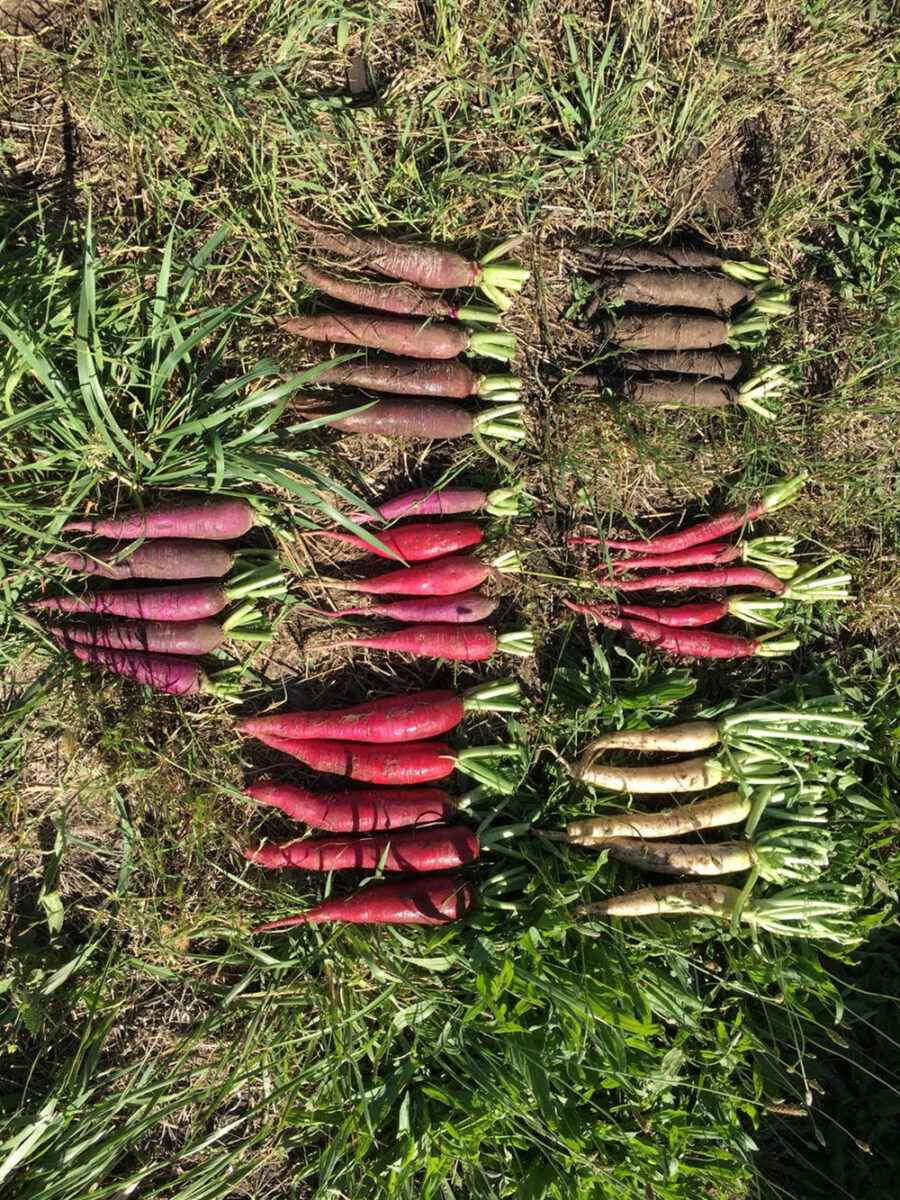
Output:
[311,622,533,662]
[311,552,519,598]
[238,681,520,743]
[46,539,235,581]
[278,313,514,361]
[245,781,457,830]
[308,591,498,625]
[31,568,284,620]
[62,496,256,540]
[297,262,498,323]
[59,642,239,694]
[308,520,483,562]
[245,825,479,872]
[349,484,521,523]
[602,543,740,573]
[603,567,787,594]
[251,874,477,931]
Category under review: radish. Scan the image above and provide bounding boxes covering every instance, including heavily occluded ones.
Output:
[31,565,285,620]
[245,781,457,831]
[599,311,772,351]
[314,399,526,461]
[60,642,240,697]
[619,370,786,418]
[348,484,521,523]
[62,496,255,540]
[307,226,529,310]
[603,596,786,629]
[238,681,521,743]
[46,538,237,581]
[310,623,535,662]
[602,560,851,601]
[566,602,798,659]
[576,349,743,381]
[251,874,478,932]
[278,313,515,361]
[566,792,753,842]
[254,736,520,792]
[245,824,479,872]
[297,262,500,323]
[306,520,483,562]
[576,244,770,284]
[307,591,498,625]
[311,356,521,398]
[310,551,520,598]
[48,602,268,655]
[603,475,805,554]
[597,535,797,579]
[591,270,754,315]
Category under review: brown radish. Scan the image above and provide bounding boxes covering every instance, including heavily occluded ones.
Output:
[613,349,742,380]
[566,792,752,842]
[600,313,729,351]
[320,398,475,440]
[622,378,737,409]
[595,270,753,314]
[577,245,727,271]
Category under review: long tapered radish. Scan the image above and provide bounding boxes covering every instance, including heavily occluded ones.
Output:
[584,882,741,919]
[311,552,520,598]
[60,642,238,697]
[572,753,728,793]
[31,567,284,620]
[602,476,805,554]
[306,226,529,309]
[599,838,755,876]
[47,539,236,581]
[596,536,798,579]
[580,349,743,380]
[566,792,752,842]
[610,597,786,629]
[278,313,515,361]
[577,245,733,272]
[312,623,534,662]
[239,682,520,743]
[594,270,754,314]
[307,521,483,562]
[245,781,457,831]
[49,606,267,655]
[349,485,521,523]
[245,825,479,872]
[254,736,519,791]
[62,497,255,540]
[600,311,773,351]
[251,874,477,931]
[568,603,797,660]
[297,262,499,323]
[314,398,526,449]
[308,591,499,625]
[311,356,521,398]
[576,721,722,758]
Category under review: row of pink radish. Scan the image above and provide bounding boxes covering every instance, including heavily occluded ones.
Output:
[565,474,851,659]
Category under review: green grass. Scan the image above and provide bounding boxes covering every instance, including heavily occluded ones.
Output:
[2,1,899,1198]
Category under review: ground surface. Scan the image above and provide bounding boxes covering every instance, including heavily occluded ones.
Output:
[1,3,899,1199]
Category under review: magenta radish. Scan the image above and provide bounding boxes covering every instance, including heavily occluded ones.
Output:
[307,520,483,562]
[46,538,236,581]
[609,596,786,629]
[311,623,534,662]
[238,681,521,743]
[308,591,498,625]
[310,356,521,398]
[62,496,256,540]
[278,313,515,361]
[251,874,477,932]
[349,484,521,523]
[245,781,458,831]
[297,262,499,323]
[245,824,479,872]
[310,551,520,598]
[49,604,268,655]
[59,642,241,695]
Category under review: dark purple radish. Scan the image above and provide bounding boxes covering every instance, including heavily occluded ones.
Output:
[62,497,255,540]
[60,642,240,696]
[593,270,754,315]
[46,539,235,581]
[310,356,520,399]
[277,313,514,361]
[50,619,227,655]
[297,262,499,323]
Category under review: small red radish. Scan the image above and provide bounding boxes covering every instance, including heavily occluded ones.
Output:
[238,681,521,744]
[278,313,515,361]
[311,551,520,598]
[307,591,498,625]
[297,262,499,323]
[349,484,521,523]
[46,538,236,581]
[59,642,240,695]
[245,825,479,872]
[62,496,255,540]
[245,781,457,831]
[311,356,521,399]
[311,623,534,662]
[307,520,483,562]
[251,874,478,931]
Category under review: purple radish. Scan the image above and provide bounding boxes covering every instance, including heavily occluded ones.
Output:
[62,497,256,540]
[46,539,235,581]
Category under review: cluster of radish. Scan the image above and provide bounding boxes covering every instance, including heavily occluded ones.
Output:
[32,497,281,696]
[240,682,524,931]
[572,243,791,419]
[301,482,535,664]
[279,226,529,466]
[566,474,851,660]
[557,703,866,940]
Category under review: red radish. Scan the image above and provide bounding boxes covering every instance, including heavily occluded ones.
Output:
[251,736,517,790]
[603,566,786,594]
[59,642,240,694]
[306,226,529,308]
[311,552,519,598]
[606,543,740,573]
[602,476,805,554]
[245,824,479,872]
[245,781,457,830]
[608,597,785,629]
[564,601,797,659]
[307,520,483,562]
[238,681,521,743]
[46,539,235,581]
[311,623,534,662]
[31,568,284,620]
[308,591,498,624]
[349,484,521,523]
[62,496,255,540]
[278,313,515,361]
[251,874,477,931]
[297,262,499,323]
[311,356,521,399]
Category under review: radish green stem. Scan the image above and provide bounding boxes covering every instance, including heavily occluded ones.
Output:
[478,373,522,397]
[455,744,521,794]
[497,631,535,656]
[467,332,518,362]
[722,261,770,284]
[463,679,523,713]
[457,305,501,325]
